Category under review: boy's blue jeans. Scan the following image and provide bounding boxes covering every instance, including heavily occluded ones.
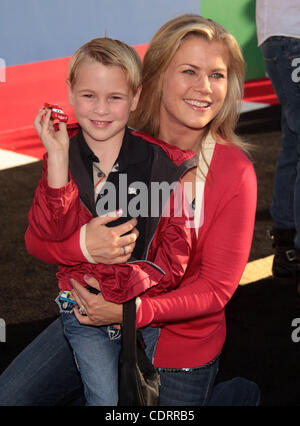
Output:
[61,312,120,406]
[61,311,160,406]
[0,317,260,406]
[260,36,300,248]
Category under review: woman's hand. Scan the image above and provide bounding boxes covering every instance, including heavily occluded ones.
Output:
[71,276,123,326]
[85,213,139,264]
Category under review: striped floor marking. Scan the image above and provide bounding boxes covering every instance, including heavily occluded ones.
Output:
[240,255,273,285]
[0,148,39,171]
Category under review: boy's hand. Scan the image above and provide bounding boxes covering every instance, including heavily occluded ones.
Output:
[34,108,69,155]
[34,108,70,188]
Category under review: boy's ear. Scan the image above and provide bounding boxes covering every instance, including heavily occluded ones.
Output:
[66,79,74,106]
[130,85,142,112]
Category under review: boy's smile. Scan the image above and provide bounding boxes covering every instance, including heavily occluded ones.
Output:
[68,60,140,154]
[91,120,112,128]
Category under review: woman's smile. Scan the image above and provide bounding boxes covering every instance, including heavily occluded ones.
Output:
[183,98,212,110]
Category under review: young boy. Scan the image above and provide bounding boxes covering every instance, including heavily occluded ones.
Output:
[27,38,197,405]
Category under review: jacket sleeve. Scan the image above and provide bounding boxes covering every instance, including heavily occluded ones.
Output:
[25,224,88,266]
[136,162,257,328]
[27,154,81,241]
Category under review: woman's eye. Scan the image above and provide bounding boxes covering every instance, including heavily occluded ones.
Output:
[83,94,93,98]
[111,96,122,100]
[211,73,225,79]
[182,69,195,75]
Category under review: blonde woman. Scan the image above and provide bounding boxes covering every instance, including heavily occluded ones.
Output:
[0,15,259,406]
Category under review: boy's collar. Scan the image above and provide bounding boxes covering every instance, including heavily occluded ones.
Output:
[73,125,149,172]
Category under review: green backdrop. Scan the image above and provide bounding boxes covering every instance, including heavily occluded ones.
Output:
[201,0,266,81]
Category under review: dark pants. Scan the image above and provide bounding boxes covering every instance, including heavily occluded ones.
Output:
[261,36,300,248]
[0,317,260,406]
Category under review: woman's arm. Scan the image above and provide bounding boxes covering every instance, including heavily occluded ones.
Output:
[25,225,86,265]
[25,215,139,265]
[136,163,257,327]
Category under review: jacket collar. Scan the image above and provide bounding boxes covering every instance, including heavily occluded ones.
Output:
[70,125,149,175]
[131,129,197,166]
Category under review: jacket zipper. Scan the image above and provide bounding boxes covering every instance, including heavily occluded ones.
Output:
[143,155,198,261]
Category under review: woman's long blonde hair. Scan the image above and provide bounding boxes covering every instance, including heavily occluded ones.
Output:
[129,14,247,151]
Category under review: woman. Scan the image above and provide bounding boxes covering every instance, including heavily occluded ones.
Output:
[0,14,259,406]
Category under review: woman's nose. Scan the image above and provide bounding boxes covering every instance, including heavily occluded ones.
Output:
[194,74,213,94]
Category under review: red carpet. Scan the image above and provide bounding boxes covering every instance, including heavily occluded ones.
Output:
[0,45,278,161]
[244,78,278,105]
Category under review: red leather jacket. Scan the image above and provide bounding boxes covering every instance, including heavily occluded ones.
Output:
[26,126,198,303]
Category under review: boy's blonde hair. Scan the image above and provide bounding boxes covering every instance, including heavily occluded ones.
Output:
[68,37,142,94]
[129,14,247,151]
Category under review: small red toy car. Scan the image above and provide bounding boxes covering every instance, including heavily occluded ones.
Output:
[44,103,68,123]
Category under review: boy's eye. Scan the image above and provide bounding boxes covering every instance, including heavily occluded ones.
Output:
[83,93,93,98]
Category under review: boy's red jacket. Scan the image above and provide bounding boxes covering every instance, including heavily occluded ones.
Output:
[25,126,198,303]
